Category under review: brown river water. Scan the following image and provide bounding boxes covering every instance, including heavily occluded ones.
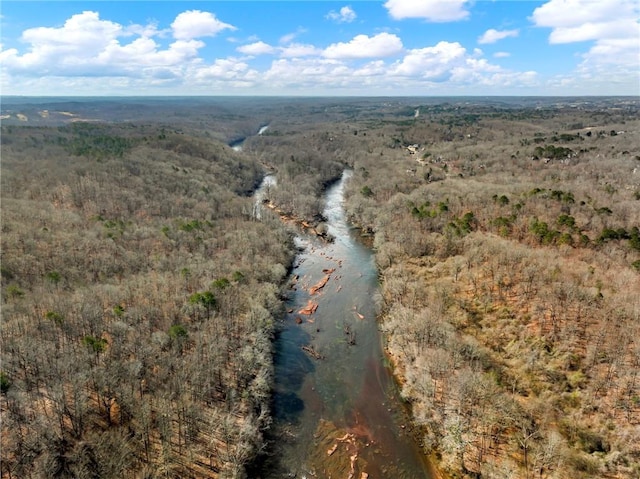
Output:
[252,171,433,478]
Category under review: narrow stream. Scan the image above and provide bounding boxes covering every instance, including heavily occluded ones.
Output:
[254,171,432,478]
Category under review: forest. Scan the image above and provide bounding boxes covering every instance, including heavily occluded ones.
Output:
[1,96,639,479]
[1,112,294,478]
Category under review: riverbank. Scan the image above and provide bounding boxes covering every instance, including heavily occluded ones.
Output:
[339,109,640,478]
[262,199,333,241]
[0,122,296,478]
[254,171,433,478]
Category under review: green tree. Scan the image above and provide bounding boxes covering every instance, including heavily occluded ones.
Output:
[188,290,217,319]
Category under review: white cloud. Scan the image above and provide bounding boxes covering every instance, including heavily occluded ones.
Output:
[280,32,297,44]
[446,55,538,89]
[385,41,537,89]
[96,37,158,64]
[574,36,640,91]
[532,0,633,29]
[531,0,639,91]
[0,10,206,78]
[237,41,276,56]
[384,0,470,22]
[124,21,162,39]
[252,42,537,94]
[279,43,322,58]
[478,29,519,44]
[327,6,357,23]
[236,41,321,58]
[194,58,254,81]
[4,6,633,95]
[323,33,403,59]
[549,21,637,44]
[16,10,121,65]
[493,51,511,58]
[391,41,466,80]
[280,28,307,45]
[171,10,235,40]
[1,10,540,95]
[584,37,639,64]
[352,60,387,77]
[261,58,352,91]
[1,11,123,74]
[531,0,638,43]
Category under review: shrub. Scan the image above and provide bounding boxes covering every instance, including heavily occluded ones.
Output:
[0,372,11,394]
[360,185,374,197]
[557,214,576,229]
[211,277,231,289]
[45,310,65,325]
[168,324,188,340]
[82,336,108,354]
[5,284,25,299]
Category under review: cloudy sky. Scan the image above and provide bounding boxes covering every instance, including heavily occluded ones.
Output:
[1,0,638,96]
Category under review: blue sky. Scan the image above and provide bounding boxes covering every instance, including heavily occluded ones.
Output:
[1,0,638,96]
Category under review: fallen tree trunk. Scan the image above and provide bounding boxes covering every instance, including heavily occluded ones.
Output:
[309,275,330,295]
[302,345,324,360]
[299,300,319,315]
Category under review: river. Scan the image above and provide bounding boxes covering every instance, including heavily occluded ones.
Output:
[253,171,433,478]
[231,125,270,152]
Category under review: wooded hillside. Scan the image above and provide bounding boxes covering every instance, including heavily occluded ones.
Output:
[241,98,640,478]
[339,102,640,479]
[1,122,295,478]
[2,97,639,479]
